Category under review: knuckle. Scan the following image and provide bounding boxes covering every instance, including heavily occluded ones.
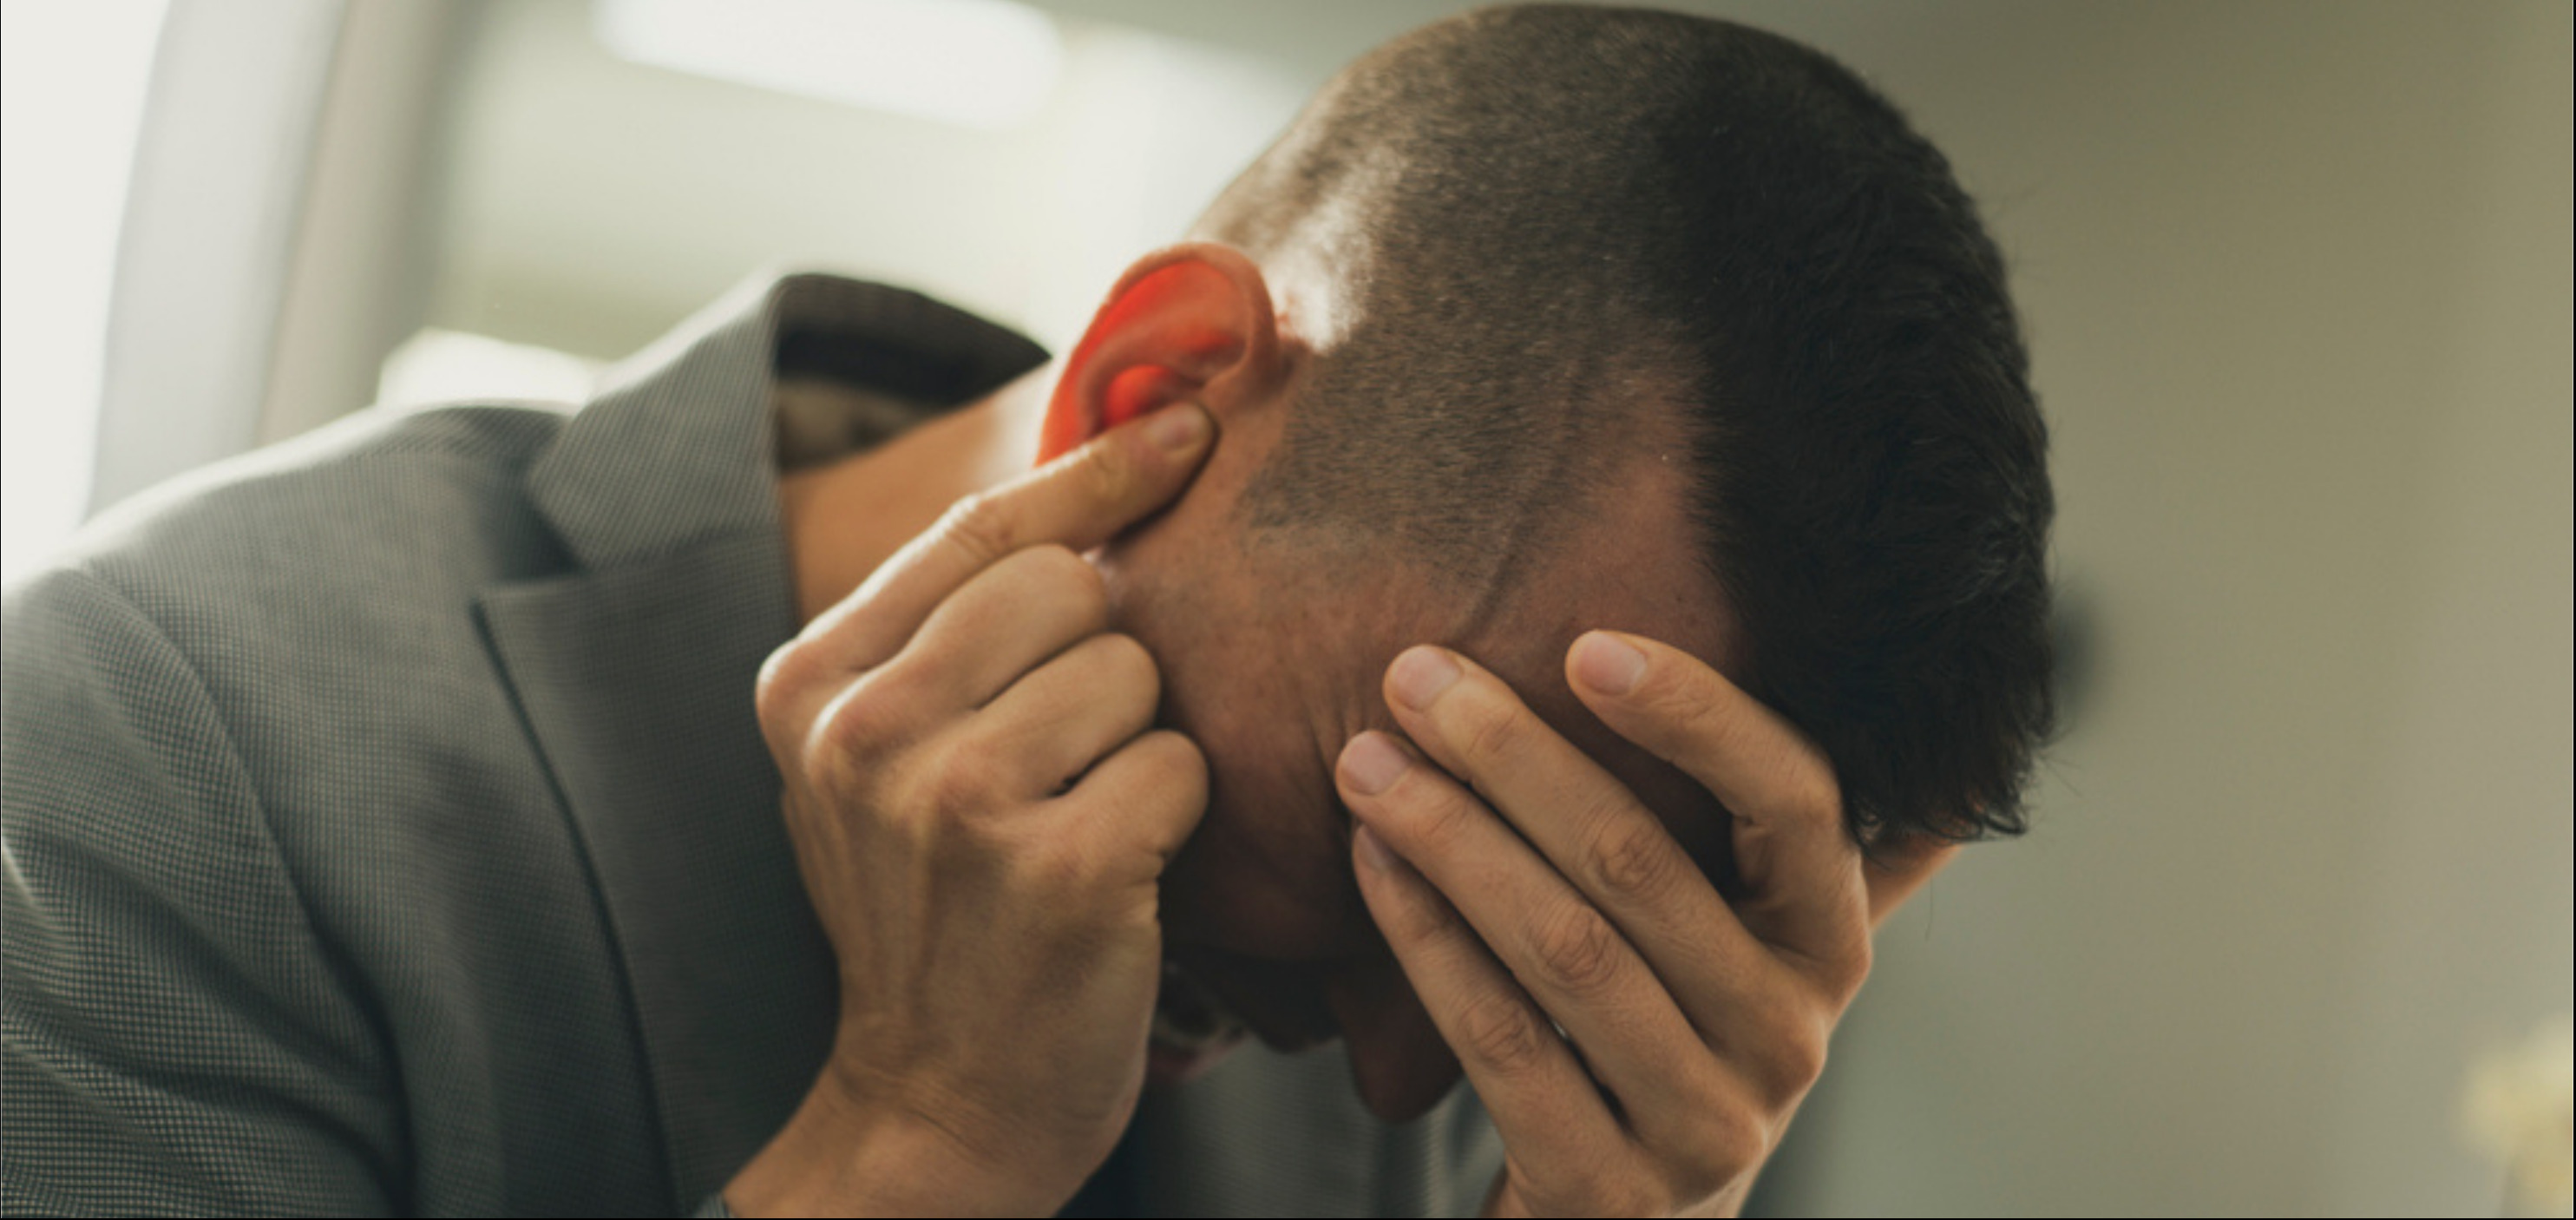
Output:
[1783,761,1845,825]
[1727,1116,1774,1177]
[1525,902,1627,998]
[1377,876,1461,945]
[817,680,902,760]
[1071,440,1136,505]
[1455,992,1553,1076]
[1748,1011,1831,1102]
[1406,788,1479,856]
[754,642,816,730]
[1453,697,1529,767]
[1587,817,1682,904]
[921,737,1008,817]
[1828,933,1874,1003]
[1638,667,1723,736]
[1684,1109,1769,1187]
[799,738,868,806]
[1014,831,1098,899]
[1786,1027,1830,1092]
[1649,1079,1769,1197]
[939,493,1019,566]
[1747,722,1844,825]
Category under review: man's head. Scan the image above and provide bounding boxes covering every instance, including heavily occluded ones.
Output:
[1037,5,2053,1118]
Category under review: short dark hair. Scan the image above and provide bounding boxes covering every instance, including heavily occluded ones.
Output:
[1204,4,2055,843]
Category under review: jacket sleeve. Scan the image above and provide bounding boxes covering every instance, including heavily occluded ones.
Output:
[3,567,403,1217]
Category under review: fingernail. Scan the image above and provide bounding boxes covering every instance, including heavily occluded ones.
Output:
[1340,731,1411,797]
[1148,403,1210,453]
[1353,823,1399,872]
[1387,646,1461,712]
[1571,632,1647,697]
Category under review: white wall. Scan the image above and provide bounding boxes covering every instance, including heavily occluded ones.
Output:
[0,0,168,583]
[260,0,462,443]
[1774,3,2573,1214]
[420,0,1302,361]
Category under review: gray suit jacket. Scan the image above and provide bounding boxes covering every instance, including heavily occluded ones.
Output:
[2,275,1499,1217]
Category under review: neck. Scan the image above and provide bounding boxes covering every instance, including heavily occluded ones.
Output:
[778,366,1050,623]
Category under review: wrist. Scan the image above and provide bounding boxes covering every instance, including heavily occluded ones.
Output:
[724,1059,1067,1217]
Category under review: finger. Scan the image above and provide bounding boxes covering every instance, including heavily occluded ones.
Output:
[1863,835,1959,929]
[1565,632,1870,987]
[798,402,1213,672]
[1338,732,1715,1137]
[972,632,1160,799]
[1058,728,1208,880]
[891,544,1107,714]
[1373,647,1770,1035]
[1347,821,1635,1184]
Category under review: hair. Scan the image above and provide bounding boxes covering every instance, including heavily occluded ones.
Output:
[1200,4,2055,843]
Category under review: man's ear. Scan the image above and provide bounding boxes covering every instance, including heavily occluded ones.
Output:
[1038,242,1281,464]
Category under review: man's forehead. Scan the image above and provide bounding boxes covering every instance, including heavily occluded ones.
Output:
[1470,445,1736,675]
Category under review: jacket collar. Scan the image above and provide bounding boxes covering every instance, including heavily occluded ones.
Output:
[528,272,1048,570]
[477,273,1045,1206]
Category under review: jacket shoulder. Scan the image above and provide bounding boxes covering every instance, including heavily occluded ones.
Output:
[3,402,666,1214]
[67,401,572,594]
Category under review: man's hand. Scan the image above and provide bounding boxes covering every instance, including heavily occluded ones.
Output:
[1335,633,1953,1218]
[726,403,1216,1217]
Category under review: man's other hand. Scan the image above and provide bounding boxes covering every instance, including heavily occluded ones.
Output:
[1336,633,1954,1218]
[726,403,1216,1217]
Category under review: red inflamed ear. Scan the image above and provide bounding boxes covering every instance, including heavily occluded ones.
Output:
[1039,244,1276,463]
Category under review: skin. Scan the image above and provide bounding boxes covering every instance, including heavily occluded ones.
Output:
[736,410,1216,1216]
[729,244,1953,1216]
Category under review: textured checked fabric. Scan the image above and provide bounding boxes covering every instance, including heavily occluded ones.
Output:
[2,272,1502,1217]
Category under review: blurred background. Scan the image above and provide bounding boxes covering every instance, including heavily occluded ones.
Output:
[3,0,2567,1213]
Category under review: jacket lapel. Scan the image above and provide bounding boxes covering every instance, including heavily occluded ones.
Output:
[473,273,1046,1208]
[480,541,832,1210]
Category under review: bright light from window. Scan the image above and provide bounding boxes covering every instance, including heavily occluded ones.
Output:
[1,0,169,586]
[594,0,1065,132]
[377,328,601,410]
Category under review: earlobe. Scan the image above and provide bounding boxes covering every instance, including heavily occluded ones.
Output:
[1039,243,1279,463]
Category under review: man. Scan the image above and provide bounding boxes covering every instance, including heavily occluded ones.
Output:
[3,6,2052,1216]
